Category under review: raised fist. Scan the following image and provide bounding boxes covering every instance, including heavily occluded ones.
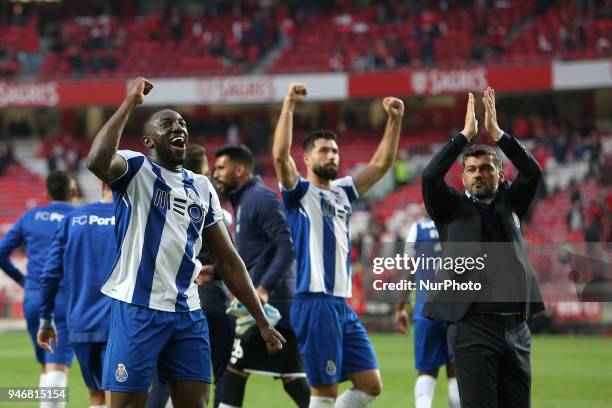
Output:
[128,76,153,105]
[383,97,405,121]
[285,82,307,105]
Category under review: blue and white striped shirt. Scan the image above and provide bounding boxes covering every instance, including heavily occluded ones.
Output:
[102,150,223,312]
[281,176,358,298]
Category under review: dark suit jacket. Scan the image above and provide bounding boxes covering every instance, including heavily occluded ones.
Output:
[421,133,545,322]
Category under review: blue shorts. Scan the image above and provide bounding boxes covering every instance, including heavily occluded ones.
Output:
[23,289,74,366]
[74,342,106,391]
[413,303,450,372]
[102,299,211,392]
[290,293,378,386]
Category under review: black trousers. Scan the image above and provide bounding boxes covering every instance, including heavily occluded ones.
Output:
[206,311,236,408]
[447,313,532,408]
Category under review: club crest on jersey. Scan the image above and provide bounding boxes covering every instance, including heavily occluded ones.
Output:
[115,363,128,382]
[185,186,201,206]
[326,360,336,376]
[154,188,204,223]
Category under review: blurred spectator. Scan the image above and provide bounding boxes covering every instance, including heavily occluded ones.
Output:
[101,49,118,70]
[166,5,184,42]
[279,16,296,47]
[566,201,584,241]
[420,33,435,66]
[393,151,410,187]
[587,131,602,176]
[569,180,584,206]
[559,22,583,51]
[538,32,553,52]
[471,39,485,62]
[390,38,410,66]
[226,121,240,145]
[0,143,17,177]
[585,200,604,243]
[329,47,347,72]
[595,35,610,56]
[66,44,84,75]
[351,52,368,72]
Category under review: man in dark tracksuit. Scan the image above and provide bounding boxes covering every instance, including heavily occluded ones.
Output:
[214,144,310,408]
[188,144,236,408]
[421,89,544,408]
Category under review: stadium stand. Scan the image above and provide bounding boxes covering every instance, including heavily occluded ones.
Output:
[0,0,610,79]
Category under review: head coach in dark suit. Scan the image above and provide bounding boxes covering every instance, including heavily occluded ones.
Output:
[421,87,545,408]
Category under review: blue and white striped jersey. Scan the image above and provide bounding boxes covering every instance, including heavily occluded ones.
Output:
[404,217,442,304]
[281,176,357,298]
[102,150,223,312]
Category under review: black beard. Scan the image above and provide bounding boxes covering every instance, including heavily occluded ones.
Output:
[313,164,338,180]
[156,144,185,167]
[469,184,496,200]
[215,179,238,198]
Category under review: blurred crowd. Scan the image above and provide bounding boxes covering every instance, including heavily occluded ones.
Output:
[0,0,610,78]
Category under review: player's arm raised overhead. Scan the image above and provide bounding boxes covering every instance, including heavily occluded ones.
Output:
[272,82,306,189]
[353,97,405,196]
[86,76,153,183]
[422,93,478,223]
[202,222,286,352]
[483,87,542,218]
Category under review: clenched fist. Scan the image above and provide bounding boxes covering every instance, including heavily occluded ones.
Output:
[383,97,405,121]
[128,76,153,105]
[284,82,307,106]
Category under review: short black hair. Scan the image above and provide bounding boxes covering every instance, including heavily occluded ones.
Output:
[142,108,179,136]
[462,145,503,170]
[183,144,207,174]
[302,129,337,152]
[215,144,254,171]
[46,171,72,201]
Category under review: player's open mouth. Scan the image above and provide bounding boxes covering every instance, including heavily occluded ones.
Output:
[170,135,186,149]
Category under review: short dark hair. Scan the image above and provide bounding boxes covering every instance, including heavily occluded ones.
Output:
[302,129,337,152]
[183,144,207,173]
[462,145,503,170]
[142,108,179,136]
[46,171,72,201]
[215,144,254,171]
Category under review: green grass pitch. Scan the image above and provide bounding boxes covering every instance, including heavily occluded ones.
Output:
[0,331,610,407]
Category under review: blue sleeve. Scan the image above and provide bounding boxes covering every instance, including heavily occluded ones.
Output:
[280,178,309,208]
[255,192,296,292]
[40,219,67,319]
[0,215,26,287]
[109,151,146,193]
[332,176,359,203]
